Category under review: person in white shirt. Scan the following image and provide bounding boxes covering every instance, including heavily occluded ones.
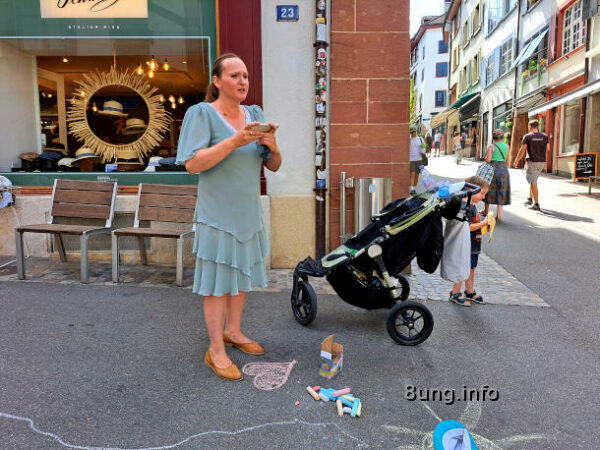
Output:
[433,129,441,157]
[409,128,424,194]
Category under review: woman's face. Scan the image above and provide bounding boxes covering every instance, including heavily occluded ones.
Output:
[213,57,249,102]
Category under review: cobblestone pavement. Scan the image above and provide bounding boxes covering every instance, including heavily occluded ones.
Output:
[0,253,548,307]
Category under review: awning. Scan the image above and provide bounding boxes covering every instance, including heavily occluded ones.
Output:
[449,92,477,109]
[529,79,600,117]
[459,94,481,121]
[430,108,454,128]
[511,30,548,70]
[515,90,547,113]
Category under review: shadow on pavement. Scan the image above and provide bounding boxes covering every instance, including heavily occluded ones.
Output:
[536,209,594,223]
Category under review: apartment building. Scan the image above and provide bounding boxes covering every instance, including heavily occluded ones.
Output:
[410,13,450,134]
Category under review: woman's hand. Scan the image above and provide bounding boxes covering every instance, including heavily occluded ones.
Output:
[230,122,267,149]
[257,123,280,155]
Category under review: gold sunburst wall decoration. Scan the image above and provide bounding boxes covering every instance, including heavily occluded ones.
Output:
[67,67,172,163]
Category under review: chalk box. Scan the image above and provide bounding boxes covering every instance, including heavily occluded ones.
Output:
[319,334,343,379]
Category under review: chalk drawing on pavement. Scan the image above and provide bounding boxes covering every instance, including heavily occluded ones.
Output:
[384,399,549,449]
[241,359,297,391]
[0,412,367,449]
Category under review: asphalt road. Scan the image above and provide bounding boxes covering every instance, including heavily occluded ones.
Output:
[0,272,598,449]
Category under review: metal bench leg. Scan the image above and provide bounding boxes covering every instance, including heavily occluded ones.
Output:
[112,233,120,283]
[15,230,25,279]
[589,178,593,195]
[80,235,89,283]
[176,237,184,286]
[138,236,148,265]
[54,234,67,262]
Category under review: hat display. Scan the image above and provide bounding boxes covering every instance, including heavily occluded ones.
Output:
[39,151,63,161]
[433,420,477,450]
[42,142,68,155]
[73,147,98,162]
[58,157,75,167]
[97,100,128,117]
[19,152,39,162]
[122,118,147,135]
[143,156,163,172]
[115,148,141,162]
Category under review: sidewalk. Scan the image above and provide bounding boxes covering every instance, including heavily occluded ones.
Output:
[426,154,600,242]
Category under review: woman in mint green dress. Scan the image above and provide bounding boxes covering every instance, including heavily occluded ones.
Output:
[176,54,282,381]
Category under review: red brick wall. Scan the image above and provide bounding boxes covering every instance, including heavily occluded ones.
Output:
[329,0,410,248]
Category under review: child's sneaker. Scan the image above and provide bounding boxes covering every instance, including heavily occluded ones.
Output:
[523,197,533,206]
[529,203,541,211]
[449,291,471,306]
[464,291,485,304]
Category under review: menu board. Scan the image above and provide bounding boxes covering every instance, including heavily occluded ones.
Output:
[574,153,597,180]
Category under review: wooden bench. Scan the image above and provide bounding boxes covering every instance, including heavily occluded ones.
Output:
[111,183,197,286]
[14,179,118,283]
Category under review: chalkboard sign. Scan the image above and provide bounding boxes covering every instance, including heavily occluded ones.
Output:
[574,153,597,180]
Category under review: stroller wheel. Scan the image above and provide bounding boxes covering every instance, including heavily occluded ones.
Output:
[397,274,410,301]
[386,301,433,345]
[291,280,317,325]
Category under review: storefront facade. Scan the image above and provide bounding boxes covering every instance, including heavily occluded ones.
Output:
[0,1,412,267]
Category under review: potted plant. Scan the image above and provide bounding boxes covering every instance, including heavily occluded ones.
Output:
[539,58,547,68]
[522,69,530,78]
[528,60,538,75]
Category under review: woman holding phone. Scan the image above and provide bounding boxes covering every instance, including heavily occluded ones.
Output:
[176,53,281,381]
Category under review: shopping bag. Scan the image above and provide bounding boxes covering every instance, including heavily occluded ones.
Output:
[440,219,470,283]
[475,162,495,184]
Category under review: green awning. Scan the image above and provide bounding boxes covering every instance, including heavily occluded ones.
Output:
[449,92,477,109]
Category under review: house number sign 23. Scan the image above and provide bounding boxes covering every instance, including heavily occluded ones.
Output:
[277,5,299,21]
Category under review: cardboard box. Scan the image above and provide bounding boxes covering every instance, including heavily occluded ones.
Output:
[319,334,343,379]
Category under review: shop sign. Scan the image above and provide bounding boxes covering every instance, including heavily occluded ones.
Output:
[40,0,148,19]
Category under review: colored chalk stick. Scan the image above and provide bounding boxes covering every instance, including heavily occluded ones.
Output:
[356,399,362,417]
[342,407,352,414]
[351,399,360,418]
[306,386,320,401]
[319,391,332,402]
[313,386,321,392]
[336,399,343,417]
[341,394,356,403]
[332,387,352,397]
[339,397,354,408]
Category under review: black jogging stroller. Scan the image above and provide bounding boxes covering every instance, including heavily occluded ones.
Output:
[290,182,481,345]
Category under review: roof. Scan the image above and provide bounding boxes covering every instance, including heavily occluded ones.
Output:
[444,0,461,23]
[410,14,445,49]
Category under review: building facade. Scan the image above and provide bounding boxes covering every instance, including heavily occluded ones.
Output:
[410,14,450,133]
[0,0,412,267]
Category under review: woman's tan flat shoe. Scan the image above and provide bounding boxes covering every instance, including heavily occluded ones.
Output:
[223,333,264,355]
[204,350,243,381]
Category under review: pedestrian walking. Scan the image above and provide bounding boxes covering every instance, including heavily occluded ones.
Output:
[425,131,433,157]
[482,129,511,221]
[433,129,442,157]
[409,128,424,194]
[176,53,282,381]
[448,176,490,306]
[453,132,463,164]
[513,119,549,211]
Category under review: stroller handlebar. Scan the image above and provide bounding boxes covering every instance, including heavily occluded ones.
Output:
[448,182,481,200]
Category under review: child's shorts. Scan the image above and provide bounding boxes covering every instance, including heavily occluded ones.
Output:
[471,254,479,269]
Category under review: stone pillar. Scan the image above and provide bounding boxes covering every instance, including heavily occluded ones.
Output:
[329,0,410,248]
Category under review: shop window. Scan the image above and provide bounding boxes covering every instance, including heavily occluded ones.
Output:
[436,62,448,77]
[492,102,512,135]
[561,100,581,154]
[435,90,446,107]
[439,40,448,54]
[562,0,586,56]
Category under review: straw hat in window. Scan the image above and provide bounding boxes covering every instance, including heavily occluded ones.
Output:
[97,100,128,117]
[73,147,98,162]
[122,118,147,135]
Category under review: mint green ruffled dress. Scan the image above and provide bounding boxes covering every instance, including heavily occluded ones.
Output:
[176,102,270,296]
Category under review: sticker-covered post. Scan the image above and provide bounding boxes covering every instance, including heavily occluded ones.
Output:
[314,0,328,258]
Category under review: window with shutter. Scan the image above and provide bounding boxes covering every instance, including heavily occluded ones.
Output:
[562,0,586,55]
[481,55,487,88]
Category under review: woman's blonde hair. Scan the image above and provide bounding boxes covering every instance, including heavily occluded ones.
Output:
[204,53,241,102]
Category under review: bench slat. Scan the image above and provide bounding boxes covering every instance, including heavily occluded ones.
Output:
[140,184,197,196]
[54,189,114,205]
[138,207,195,223]
[113,227,191,237]
[16,223,105,235]
[56,179,115,192]
[52,203,111,220]
[139,193,197,210]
